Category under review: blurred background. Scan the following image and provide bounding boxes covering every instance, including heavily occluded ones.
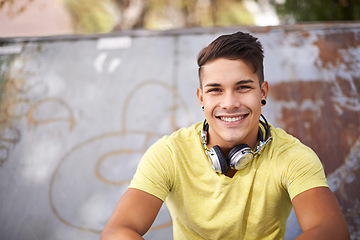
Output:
[1,0,360,37]
[1,1,360,240]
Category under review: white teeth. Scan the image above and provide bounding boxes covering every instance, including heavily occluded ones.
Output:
[221,115,245,122]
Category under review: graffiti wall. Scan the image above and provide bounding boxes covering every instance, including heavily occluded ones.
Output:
[0,23,359,239]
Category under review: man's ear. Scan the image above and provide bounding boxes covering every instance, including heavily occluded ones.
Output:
[196,87,204,106]
[261,81,269,100]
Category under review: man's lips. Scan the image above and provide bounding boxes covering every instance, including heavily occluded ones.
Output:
[216,114,249,123]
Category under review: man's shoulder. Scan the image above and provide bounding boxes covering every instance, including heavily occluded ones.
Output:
[146,122,203,155]
[163,121,203,143]
[270,125,301,144]
[269,125,315,155]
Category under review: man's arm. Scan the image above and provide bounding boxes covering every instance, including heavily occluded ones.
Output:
[100,188,163,240]
[293,186,349,240]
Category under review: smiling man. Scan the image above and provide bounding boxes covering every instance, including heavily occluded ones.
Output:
[101,32,349,240]
[197,58,266,156]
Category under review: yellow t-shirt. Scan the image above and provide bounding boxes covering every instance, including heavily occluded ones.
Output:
[130,122,328,240]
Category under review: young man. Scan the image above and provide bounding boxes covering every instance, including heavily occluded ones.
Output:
[101,32,349,239]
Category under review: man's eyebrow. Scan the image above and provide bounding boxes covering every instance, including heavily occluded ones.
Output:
[204,83,221,88]
[204,79,255,88]
[236,79,254,85]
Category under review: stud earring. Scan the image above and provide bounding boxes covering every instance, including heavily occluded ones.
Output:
[261,99,267,106]
[201,106,204,111]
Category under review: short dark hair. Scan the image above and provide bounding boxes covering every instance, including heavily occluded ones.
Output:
[197,31,264,86]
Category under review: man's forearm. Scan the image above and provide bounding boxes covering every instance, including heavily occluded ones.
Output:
[100,227,145,240]
[295,225,350,240]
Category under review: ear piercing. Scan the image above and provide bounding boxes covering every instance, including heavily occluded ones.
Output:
[201,106,205,111]
[261,99,267,106]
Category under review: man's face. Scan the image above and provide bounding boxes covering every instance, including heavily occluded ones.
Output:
[197,58,268,151]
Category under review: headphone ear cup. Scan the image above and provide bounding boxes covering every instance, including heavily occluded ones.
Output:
[228,144,253,170]
[211,145,229,174]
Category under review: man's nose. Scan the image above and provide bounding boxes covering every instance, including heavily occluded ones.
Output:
[220,92,241,110]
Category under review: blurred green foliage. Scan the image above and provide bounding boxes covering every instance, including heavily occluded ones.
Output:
[63,0,117,34]
[64,0,255,33]
[1,0,359,35]
[0,0,35,18]
[275,0,360,22]
[141,0,255,30]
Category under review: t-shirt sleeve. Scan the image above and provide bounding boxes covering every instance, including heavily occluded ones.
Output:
[282,145,329,200]
[129,137,174,202]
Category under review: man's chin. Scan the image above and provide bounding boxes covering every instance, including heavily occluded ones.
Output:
[221,135,245,146]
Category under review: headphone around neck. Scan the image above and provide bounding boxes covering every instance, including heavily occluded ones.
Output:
[200,114,272,174]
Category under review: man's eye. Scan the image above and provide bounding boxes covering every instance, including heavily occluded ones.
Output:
[238,86,251,90]
[208,88,221,92]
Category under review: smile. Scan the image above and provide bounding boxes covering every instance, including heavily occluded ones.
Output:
[219,114,247,122]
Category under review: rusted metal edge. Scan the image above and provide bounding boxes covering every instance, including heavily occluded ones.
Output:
[0,21,360,44]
